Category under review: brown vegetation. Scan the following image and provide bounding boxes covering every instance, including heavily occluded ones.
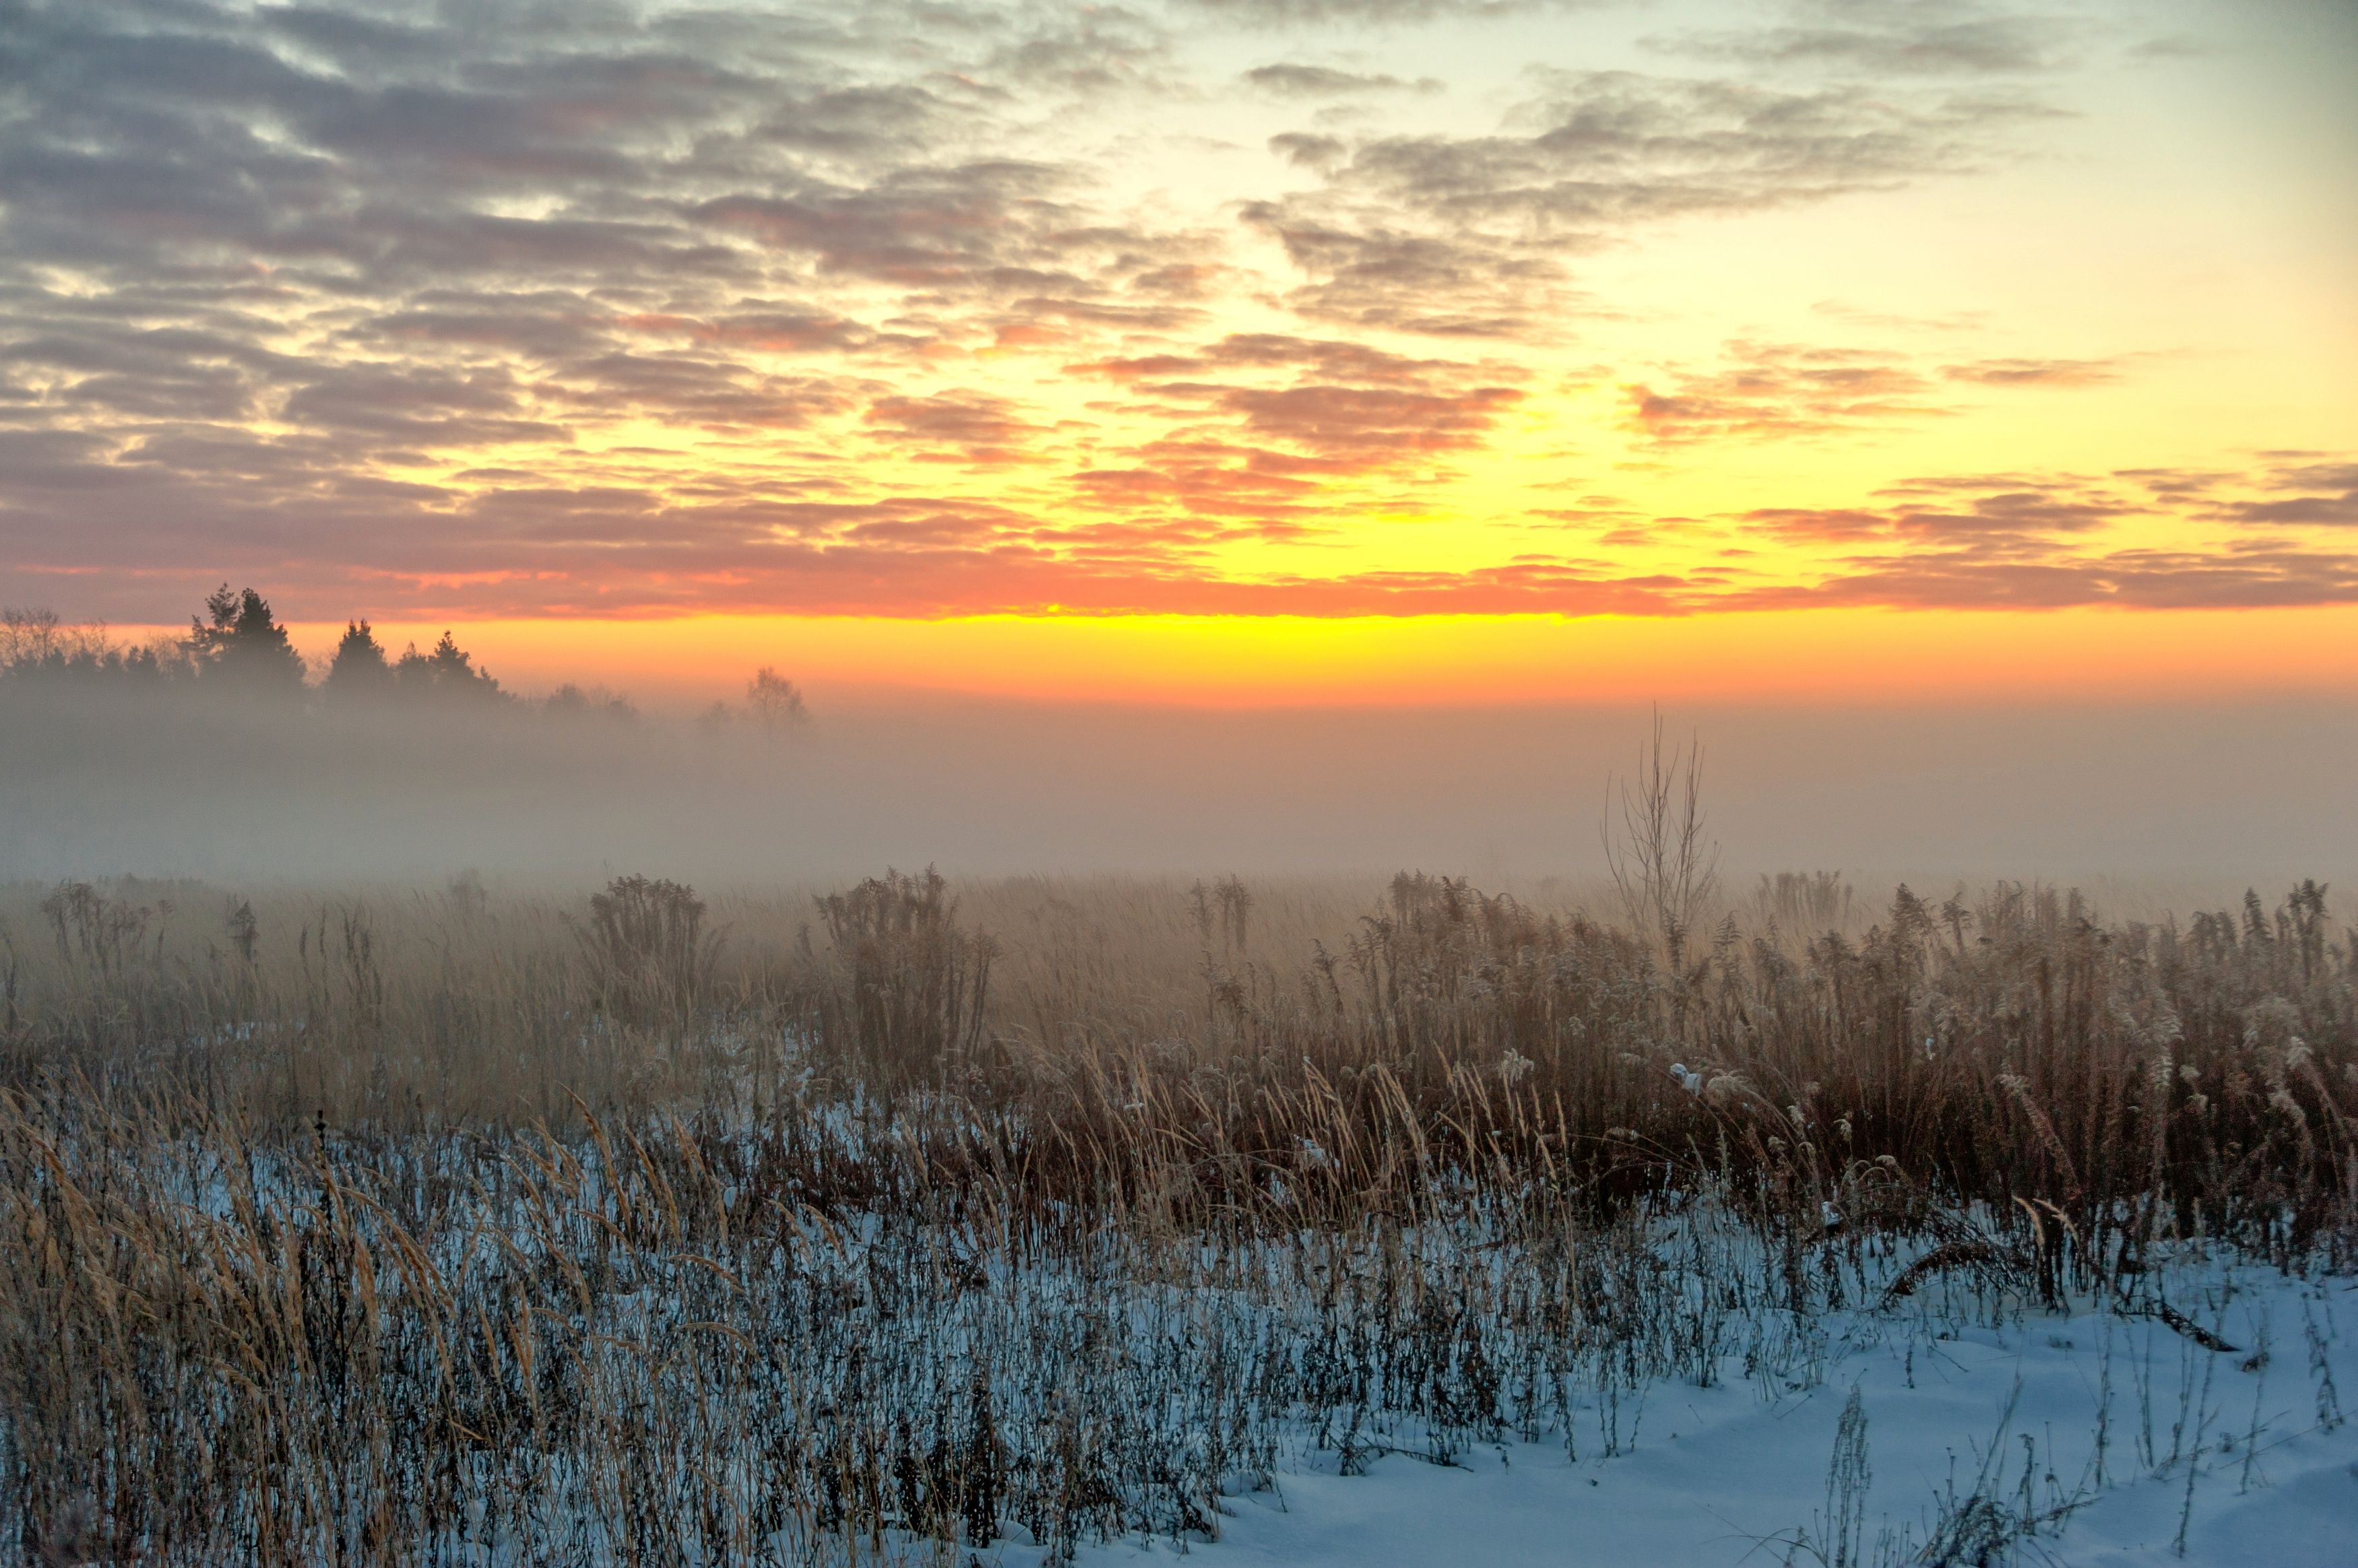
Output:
[0,868,2350,1561]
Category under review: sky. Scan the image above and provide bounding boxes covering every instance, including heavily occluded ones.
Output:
[2,0,2355,705]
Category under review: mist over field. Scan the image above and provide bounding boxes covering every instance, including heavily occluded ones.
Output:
[5,676,2355,893]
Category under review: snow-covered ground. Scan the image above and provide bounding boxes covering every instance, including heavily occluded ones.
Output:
[1071,1268,2358,1568]
[29,1106,2354,1565]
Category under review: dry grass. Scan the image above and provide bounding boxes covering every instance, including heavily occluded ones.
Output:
[0,869,2351,1561]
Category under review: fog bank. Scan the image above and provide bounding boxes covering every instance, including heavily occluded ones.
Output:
[3,684,2352,892]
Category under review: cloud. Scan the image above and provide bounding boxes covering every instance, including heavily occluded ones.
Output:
[1070,443,1331,520]
[864,391,1050,465]
[691,162,1086,290]
[2221,461,2358,527]
[749,84,963,160]
[1070,332,1467,387]
[1238,207,1566,335]
[1060,328,1524,525]
[1213,383,1521,455]
[1184,0,1548,24]
[1624,341,1942,443]
[1620,341,2128,445]
[1715,468,2358,612]
[543,353,853,431]
[1243,64,1440,97]
[0,429,129,491]
[988,7,1172,94]
[1245,67,2049,335]
[278,364,570,450]
[1329,71,2036,226]
[1736,548,2358,612]
[1741,473,2137,553]
[1941,356,2120,387]
[1754,498,2123,552]
[631,308,878,354]
[362,296,623,359]
[1651,17,2075,77]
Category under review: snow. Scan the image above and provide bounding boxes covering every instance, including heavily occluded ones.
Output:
[48,1111,2357,1567]
[1073,1268,2358,1568]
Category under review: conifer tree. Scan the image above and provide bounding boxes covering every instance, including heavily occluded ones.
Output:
[394,630,506,701]
[323,619,393,698]
[186,585,305,692]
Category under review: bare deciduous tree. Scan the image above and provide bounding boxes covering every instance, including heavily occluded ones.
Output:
[746,667,809,729]
[1602,708,1719,969]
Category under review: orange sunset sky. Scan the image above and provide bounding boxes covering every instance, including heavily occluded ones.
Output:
[3,0,2354,706]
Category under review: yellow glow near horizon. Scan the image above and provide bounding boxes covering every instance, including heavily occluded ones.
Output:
[208,606,2358,709]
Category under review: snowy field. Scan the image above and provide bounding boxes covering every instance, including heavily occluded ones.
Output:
[7,873,2353,1565]
[1072,1268,2358,1568]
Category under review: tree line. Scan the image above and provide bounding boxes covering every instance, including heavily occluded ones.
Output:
[0,585,806,726]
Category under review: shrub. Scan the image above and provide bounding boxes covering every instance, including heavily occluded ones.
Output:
[815,867,994,1088]
[577,875,719,1027]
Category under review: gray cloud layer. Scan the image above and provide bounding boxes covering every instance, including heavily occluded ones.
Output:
[0,0,2349,623]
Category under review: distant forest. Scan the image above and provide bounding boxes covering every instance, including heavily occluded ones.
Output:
[0,585,806,727]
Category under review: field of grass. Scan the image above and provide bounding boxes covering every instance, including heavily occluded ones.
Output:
[1,868,2351,1563]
